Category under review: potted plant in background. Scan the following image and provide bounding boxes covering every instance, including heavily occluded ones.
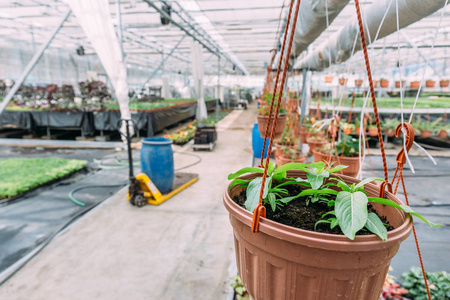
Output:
[275,127,296,154]
[380,78,389,88]
[325,75,333,83]
[257,93,287,139]
[354,117,366,136]
[439,78,450,88]
[416,117,442,138]
[355,78,363,87]
[410,81,420,89]
[314,134,361,177]
[340,121,355,135]
[275,146,305,166]
[306,135,328,153]
[224,161,438,300]
[373,79,378,87]
[368,123,379,137]
[395,80,406,88]
[339,77,348,86]
[382,118,400,137]
[425,79,436,88]
[438,124,449,138]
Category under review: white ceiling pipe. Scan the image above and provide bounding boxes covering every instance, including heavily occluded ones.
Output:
[272,0,349,69]
[294,0,449,70]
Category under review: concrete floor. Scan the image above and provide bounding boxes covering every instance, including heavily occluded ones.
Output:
[0,106,256,300]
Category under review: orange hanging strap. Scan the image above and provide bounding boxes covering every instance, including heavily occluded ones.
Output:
[253,0,302,233]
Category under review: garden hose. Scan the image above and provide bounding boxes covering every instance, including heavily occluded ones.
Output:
[69,184,127,207]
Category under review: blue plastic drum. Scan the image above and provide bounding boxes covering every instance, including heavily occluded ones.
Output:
[140,137,174,194]
[252,123,270,159]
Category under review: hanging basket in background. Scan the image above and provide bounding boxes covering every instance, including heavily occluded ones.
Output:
[257,114,287,140]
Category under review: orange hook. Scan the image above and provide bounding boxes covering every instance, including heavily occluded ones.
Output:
[251,204,266,233]
[395,122,415,165]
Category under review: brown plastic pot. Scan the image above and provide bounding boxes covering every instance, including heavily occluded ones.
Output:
[223,171,413,300]
[306,138,326,152]
[342,127,353,135]
[355,79,363,87]
[274,152,305,166]
[438,129,448,138]
[373,80,378,87]
[420,130,432,138]
[410,81,420,89]
[314,152,361,177]
[274,142,295,154]
[395,81,406,88]
[368,127,378,137]
[380,80,389,88]
[339,78,347,86]
[385,129,396,137]
[425,80,436,88]
[257,114,287,140]
[440,80,450,88]
[355,127,363,136]
[325,76,333,83]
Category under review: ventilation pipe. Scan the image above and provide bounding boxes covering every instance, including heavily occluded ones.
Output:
[273,0,350,69]
[294,0,449,70]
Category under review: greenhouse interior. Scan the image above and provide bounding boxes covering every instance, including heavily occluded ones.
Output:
[1,0,450,299]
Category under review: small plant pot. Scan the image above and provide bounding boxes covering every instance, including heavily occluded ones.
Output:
[385,129,396,137]
[373,80,378,88]
[438,129,448,138]
[420,130,432,138]
[223,171,413,300]
[380,80,389,88]
[410,81,420,89]
[299,130,310,144]
[425,80,436,88]
[342,127,353,135]
[274,152,305,166]
[274,142,295,154]
[339,78,348,86]
[325,76,333,83]
[368,127,379,137]
[395,81,406,88]
[257,114,287,140]
[314,152,361,177]
[355,127,364,136]
[306,138,326,152]
[355,79,363,87]
[439,80,450,88]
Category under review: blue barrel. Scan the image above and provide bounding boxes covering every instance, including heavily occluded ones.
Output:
[140,137,174,194]
[252,123,270,158]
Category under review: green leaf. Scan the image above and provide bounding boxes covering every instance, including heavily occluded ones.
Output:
[368,197,441,228]
[267,193,277,212]
[355,177,385,189]
[228,167,263,180]
[328,165,348,173]
[321,210,336,218]
[335,191,368,240]
[266,160,275,175]
[245,176,271,212]
[314,219,331,230]
[365,212,388,241]
[273,162,323,175]
[328,200,335,206]
[330,218,339,229]
[307,171,329,190]
[273,171,286,182]
[273,180,300,188]
[229,178,251,188]
[298,188,339,197]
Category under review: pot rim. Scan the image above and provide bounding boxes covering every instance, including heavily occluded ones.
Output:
[223,171,413,251]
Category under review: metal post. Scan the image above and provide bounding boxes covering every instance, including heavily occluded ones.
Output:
[0,9,71,115]
[216,56,220,119]
[299,69,311,146]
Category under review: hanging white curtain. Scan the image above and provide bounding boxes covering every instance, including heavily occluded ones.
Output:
[68,0,131,131]
[190,40,207,121]
[161,75,172,98]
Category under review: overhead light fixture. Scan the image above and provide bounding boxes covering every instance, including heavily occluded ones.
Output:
[160,4,171,25]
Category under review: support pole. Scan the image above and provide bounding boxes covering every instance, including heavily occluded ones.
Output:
[0,9,71,115]
[216,56,220,119]
[116,0,124,60]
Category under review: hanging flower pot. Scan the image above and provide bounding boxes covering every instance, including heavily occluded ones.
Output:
[439,79,450,88]
[368,126,379,137]
[438,129,448,138]
[339,78,348,86]
[223,170,413,300]
[425,80,436,88]
[306,137,327,152]
[410,81,420,89]
[257,114,287,140]
[355,126,364,136]
[355,79,363,87]
[274,151,305,166]
[380,79,389,88]
[395,80,406,88]
[314,151,361,177]
[325,76,333,83]
[420,129,432,138]
[385,129,396,137]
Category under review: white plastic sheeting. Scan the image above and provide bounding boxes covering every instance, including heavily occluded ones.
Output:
[68,0,131,127]
[161,75,172,99]
[191,39,207,121]
[294,0,449,70]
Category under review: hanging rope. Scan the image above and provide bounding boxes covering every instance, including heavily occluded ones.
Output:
[252,0,302,233]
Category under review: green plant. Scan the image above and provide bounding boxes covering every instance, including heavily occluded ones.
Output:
[382,118,400,130]
[228,162,439,241]
[230,275,249,300]
[381,268,409,300]
[380,78,388,81]
[258,93,287,115]
[335,134,360,157]
[401,267,450,300]
[416,116,442,131]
